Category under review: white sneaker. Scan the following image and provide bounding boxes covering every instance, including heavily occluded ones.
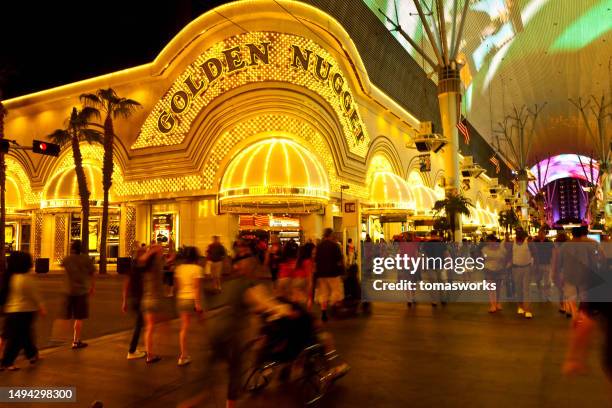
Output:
[525,312,533,319]
[178,356,192,366]
[517,307,525,315]
[127,350,146,360]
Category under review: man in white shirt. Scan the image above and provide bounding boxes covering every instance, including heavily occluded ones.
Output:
[512,229,534,318]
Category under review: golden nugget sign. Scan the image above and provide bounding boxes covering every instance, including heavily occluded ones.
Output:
[135,32,370,156]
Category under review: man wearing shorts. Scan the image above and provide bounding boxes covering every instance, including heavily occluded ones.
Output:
[314,228,345,322]
[62,240,95,349]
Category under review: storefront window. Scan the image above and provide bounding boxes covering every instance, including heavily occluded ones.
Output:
[4,224,16,251]
[19,223,30,252]
[70,214,100,253]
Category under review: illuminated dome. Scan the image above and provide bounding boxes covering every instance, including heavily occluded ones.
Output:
[219,138,329,211]
[42,164,106,208]
[365,172,415,214]
[463,206,499,228]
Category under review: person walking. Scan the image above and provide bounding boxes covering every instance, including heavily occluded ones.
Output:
[277,239,299,299]
[0,252,45,371]
[206,235,227,291]
[532,228,554,301]
[422,231,449,307]
[163,240,177,297]
[314,228,345,322]
[481,234,507,313]
[139,240,165,363]
[294,242,315,308]
[551,231,569,315]
[174,246,204,366]
[558,226,599,319]
[121,242,147,360]
[511,230,534,319]
[346,238,356,267]
[61,240,95,349]
[265,235,282,285]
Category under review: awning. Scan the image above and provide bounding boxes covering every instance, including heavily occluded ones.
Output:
[364,171,415,215]
[42,164,107,209]
[409,184,444,217]
[219,138,329,212]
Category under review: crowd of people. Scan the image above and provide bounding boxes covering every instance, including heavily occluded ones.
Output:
[1,224,611,404]
[0,228,353,407]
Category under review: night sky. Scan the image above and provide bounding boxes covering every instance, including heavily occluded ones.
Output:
[0,0,229,99]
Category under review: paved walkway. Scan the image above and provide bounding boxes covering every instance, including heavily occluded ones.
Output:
[1,302,609,407]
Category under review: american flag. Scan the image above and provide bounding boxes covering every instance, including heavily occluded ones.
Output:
[489,155,500,174]
[457,118,470,144]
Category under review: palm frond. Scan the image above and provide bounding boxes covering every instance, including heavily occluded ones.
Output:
[47,129,71,146]
[80,128,104,144]
[99,88,120,105]
[113,99,141,119]
[78,106,101,122]
[80,93,103,109]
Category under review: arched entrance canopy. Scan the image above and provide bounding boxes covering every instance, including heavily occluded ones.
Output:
[219,138,329,212]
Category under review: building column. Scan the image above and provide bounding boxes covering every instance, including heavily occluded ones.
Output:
[178,200,195,247]
[438,67,462,241]
[135,203,151,245]
[120,204,137,256]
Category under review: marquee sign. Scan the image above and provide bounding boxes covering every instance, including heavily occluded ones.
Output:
[134,32,370,157]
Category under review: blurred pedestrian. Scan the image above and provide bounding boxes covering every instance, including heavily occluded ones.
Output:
[265,235,282,284]
[481,234,507,313]
[276,240,299,300]
[61,240,96,349]
[551,231,569,315]
[0,251,45,371]
[558,226,598,319]
[422,230,449,307]
[315,228,344,322]
[163,240,177,297]
[511,230,534,319]
[206,235,227,291]
[174,246,204,366]
[121,242,147,360]
[532,228,554,301]
[140,240,165,363]
[346,238,356,266]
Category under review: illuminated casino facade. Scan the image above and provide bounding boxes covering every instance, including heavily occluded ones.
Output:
[3,0,511,269]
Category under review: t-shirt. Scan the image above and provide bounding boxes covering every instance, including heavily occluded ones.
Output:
[175,263,204,300]
[558,241,599,288]
[207,243,227,262]
[532,238,554,264]
[512,242,533,266]
[278,259,298,279]
[62,254,95,296]
[315,240,343,278]
[4,273,42,313]
[482,244,507,272]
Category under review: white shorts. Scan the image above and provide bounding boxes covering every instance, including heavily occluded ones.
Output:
[315,277,344,305]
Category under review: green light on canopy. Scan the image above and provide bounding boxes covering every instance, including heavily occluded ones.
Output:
[549,0,612,52]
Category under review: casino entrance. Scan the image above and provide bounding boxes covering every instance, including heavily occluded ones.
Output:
[218,138,330,245]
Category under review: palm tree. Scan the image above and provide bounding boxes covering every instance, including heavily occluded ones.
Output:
[0,99,7,275]
[432,193,473,241]
[48,107,103,254]
[80,89,140,274]
[499,209,520,234]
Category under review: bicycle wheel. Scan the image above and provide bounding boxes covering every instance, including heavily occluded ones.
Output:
[241,337,271,393]
[300,347,330,406]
